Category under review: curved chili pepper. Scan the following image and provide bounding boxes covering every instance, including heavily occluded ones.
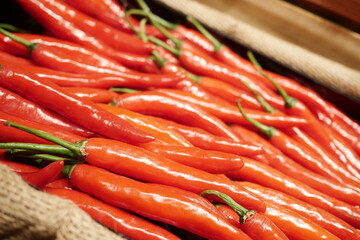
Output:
[0,50,35,66]
[226,157,360,228]
[239,181,360,240]
[230,124,360,206]
[19,160,64,188]
[45,188,181,240]
[0,86,93,138]
[0,33,30,57]
[237,102,360,191]
[156,88,308,128]
[0,111,84,144]
[46,178,73,189]
[142,143,245,174]
[14,0,158,72]
[98,103,192,147]
[201,190,288,240]
[152,116,263,157]
[114,91,241,141]
[0,158,39,173]
[65,87,118,103]
[3,122,266,213]
[64,164,253,240]
[0,64,154,144]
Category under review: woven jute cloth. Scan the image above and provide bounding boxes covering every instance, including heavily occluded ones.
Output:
[0,163,127,240]
[156,0,360,100]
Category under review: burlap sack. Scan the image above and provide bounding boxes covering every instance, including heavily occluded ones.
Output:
[156,0,360,100]
[0,163,127,240]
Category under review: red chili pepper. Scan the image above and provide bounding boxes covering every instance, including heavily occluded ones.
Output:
[329,101,360,137]
[3,122,266,213]
[46,178,73,189]
[0,111,84,144]
[156,88,308,128]
[0,33,30,57]
[98,103,192,147]
[45,187,181,240]
[13,0,159,72]
[152,116,264,157]
[239,181,360,240]
[230,124,360,206]
[236,102,360,191]
[0,159,39,173]
[142,143,245,174]
[201,190,288,240]
[226,157,360,228]
[65,163,253,240]
[114,91,241,141]
[65,87,118,103]
[0,86,93,138]
[0,64,154,144]
[19,160,64,188]
[0,50,35,66]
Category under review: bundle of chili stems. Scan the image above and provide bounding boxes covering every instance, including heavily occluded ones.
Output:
[0,0,359,239]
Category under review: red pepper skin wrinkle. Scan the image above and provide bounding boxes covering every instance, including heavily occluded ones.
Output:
[65,87,118,103]
[152,116,264,157]
[227,158,360,228]
[217,204,289,240]
[98,104,192,147]
[239,181,360,240]
[0,111,84,144]
[82,138,265,213]
[263,202,340,240]
[231,124,360,206]
[0,86,93,138]
[0,51,35,66]
[19,160,64,188]
[45,188,180,240]
[114,92,241,141]
[0,65,154,144]
[0,159,39,173]
[156,88,308,128]
[69,164,253,240]
[142,143,245,174]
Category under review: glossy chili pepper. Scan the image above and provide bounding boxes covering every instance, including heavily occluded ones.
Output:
[98,103,192,147]
[201,190,288,240]
[230,124,360,206]
[152,116,263,157]
[65,87,118,103]
[328,101,360,137]
[0,158,39,173]
[14,0,158,72]
[0,64,154,144]
[237,102,360,190]
[263,202,340,240]
[156,88,308,128]
[63,0,163,37]
[0,111,84,144]
[114,91,241,141]
[46,178,73,189]
[142,143,245,174]
[45,188,180,240]
[65,164,253,240]
[239,181,360,240]
[0,33,30,57]
[19,160,64,188]
[0,50,35,66]
[4,121,266,213]
[0,86,93,138]
[226,157,360,228]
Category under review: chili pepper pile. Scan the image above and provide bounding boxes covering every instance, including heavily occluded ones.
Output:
[0,0,359,239]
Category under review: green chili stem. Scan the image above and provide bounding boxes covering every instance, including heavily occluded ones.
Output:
[187,16,223,53]
[151,50,167,69]
[0,27,38,53]
[236,101,276,139]
[138,18,148,42]
[147,36,180,57]
[0,142,75,157]
[7,149,77,162]
[62,164,78,178]
[185,71,202,84]
[238,78,276,113]
[200,190,256,224]
[3,121,85,158]
[109,87,141,93]
[247,51,297,108]
[0,23,29,33]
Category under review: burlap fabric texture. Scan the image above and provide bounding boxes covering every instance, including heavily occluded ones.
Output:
[156,0,360,100]
[0,163,127,240]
